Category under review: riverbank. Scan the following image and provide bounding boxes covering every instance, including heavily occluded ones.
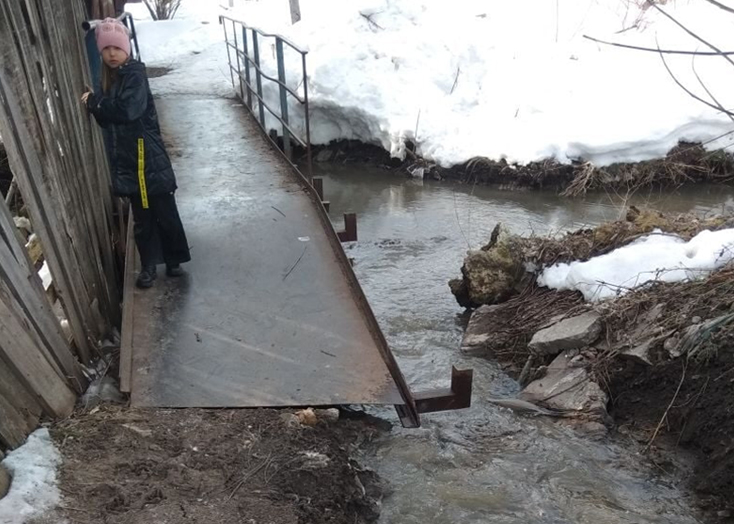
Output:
[307,140,734,196]
[19,404,387,524]
[451,208,734,518]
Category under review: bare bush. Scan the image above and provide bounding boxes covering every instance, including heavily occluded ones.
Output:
[143,0,182,21]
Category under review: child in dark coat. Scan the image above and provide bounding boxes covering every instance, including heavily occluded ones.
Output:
[83,18,190,289]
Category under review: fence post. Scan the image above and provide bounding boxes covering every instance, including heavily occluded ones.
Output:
[222,18,235,89]
[242,25,252,108]
[276,38,291,160]
[232,20,244,100]
[252,29,266,127]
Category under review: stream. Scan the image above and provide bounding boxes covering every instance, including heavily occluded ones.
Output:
[319,164,734,524]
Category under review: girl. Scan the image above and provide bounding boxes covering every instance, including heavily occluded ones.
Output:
[82,18,190,289]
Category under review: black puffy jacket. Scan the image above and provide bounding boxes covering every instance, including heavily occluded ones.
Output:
[88,60,176,197]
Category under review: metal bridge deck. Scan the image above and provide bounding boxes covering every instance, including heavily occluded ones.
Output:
[122,97,408,411]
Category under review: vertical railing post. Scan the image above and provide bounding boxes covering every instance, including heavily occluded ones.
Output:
[252,29,266,127]
[232,20,244,100]
[242,25,252,109]
[222,18,235,89]
[276,38,291,160]
[302,52,312,182]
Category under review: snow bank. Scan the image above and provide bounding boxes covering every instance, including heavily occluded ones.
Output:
[225,0,734,167]
[0,429,62,524]
[538,228,734,301]
[124,1,232,97]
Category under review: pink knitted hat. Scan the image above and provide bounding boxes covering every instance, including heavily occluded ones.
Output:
[95,18,131,56]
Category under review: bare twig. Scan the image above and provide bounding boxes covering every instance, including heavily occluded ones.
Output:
[704,0,734,16]
[450,66,461,95]
[658,45,734,119]
[583,34,734,56]
[644,360,687,453]
[691,54,734,124]
[359,12,383,31]
[283,245,307,281]
[649,3,734,70]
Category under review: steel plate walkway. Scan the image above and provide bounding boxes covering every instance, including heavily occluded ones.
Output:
[121,96,421,416]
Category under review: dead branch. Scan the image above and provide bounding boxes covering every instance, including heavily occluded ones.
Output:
[691,55,734,124]
[649,3,734,70]
[658,44,734,119]
[359,12,384,31]
[644,360,686,453]
[582,34,734,56]
[450,66,461,94]
[704,0,734,16]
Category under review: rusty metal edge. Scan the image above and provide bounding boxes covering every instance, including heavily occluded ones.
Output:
[230,100,421,428]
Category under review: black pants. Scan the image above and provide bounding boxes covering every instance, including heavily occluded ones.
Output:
[130,192,191,268]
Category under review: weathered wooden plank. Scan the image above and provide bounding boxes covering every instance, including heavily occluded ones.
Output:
[0,202,87,391]
[0,359,42,449]
[119,211,135,393]
[0,295,76,418]
[0,393,35,449]
[0,0,99,362]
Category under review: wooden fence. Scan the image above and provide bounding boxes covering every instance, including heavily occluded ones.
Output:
[0,0,121,448]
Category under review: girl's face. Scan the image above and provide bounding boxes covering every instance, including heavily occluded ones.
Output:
[101,46,128,68]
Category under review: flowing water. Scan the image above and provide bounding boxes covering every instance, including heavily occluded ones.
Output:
[318,164,734,524]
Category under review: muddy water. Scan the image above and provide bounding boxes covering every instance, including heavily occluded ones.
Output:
[318,164,734,524]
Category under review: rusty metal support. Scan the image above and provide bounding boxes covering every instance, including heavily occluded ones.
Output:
[337,213,357,242]
[413,367,473,414]
[312,177,330,211]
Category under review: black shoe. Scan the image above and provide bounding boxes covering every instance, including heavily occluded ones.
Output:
[166,264,185,277]
[136,266,157,289]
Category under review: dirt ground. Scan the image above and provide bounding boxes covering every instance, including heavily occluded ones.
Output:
[609,332,734,514]
[37,406,387,524]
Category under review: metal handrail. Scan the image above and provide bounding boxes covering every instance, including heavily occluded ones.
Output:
[219,15,312,181]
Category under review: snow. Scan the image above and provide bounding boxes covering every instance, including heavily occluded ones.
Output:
[537,228,734,301]
[126,0,734,168]
[124,1,233,97]
[226,0,734,167]
[0,429,62,524]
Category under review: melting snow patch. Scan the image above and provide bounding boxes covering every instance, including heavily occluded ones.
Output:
[0,428,62,524]
[538,229,734,301]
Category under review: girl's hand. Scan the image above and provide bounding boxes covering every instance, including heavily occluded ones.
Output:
[81,91,91,104]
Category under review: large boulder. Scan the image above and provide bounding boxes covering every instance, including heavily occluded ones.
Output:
[450,225,525,308]
[528,311,601,355]
[520,350,609,422]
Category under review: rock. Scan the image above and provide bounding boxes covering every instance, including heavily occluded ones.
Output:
[295,408,318,426]
[448,278,472,309]
[81,376,126,408]
[314,408,340,423]
[520,350,609,421]
[315,148,334,162]
[528,311,601,355]
[13,216,32,237]
[664,335,683,359]
[451,225,525,307]
[622,338,654,365]
[0,465,10,500]
[280,413,300,429]
[460,304,501,355]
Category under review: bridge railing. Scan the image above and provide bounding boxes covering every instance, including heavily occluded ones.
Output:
[220,15,312,181]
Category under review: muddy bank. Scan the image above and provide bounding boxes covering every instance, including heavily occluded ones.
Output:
[451,209,734,517]
[39,405,387,524]
[304,140,734,195]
